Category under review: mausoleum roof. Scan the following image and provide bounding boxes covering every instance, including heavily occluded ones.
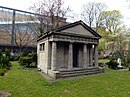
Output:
[38,20,101,41]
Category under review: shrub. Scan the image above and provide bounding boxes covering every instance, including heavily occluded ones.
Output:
[22,49,28,57]
[14,56,20,61]
[5,48,10,58]
[98,55,105,59]
[19,57,26,66]
[0,49,11,69]
[19,53,37,68]
[1,55,10,68]
[98,62,104,67]
[0,50,2,58]
[121,62,127,67]
[106,59,118,70]
[0,68,7,76]
[19,57,33,67]
[30,53,37,64]
[10,55,15,61]
[0,50,2,68]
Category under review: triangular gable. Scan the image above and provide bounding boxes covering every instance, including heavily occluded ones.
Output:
[37,20,101,41]
[53,20,101,38]
[61,25,95,37]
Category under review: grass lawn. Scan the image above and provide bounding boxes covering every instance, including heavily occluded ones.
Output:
[1,61,130,97]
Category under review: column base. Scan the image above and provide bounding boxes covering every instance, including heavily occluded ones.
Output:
[51,67,57,71]
[68,66,73,70]
[83,65,88,68]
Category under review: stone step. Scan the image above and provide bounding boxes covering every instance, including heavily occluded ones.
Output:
[61,70,102,75]
[60,69,102,75]
[60,67,104,78]
[59,67,100,72]
[60,67,102,73]
[60,70,103,78]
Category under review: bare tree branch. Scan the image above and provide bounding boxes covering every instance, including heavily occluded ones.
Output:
[81,2,107,29]
[29,0,71,32]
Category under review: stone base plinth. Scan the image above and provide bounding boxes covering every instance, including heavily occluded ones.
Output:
[39,67,104,79]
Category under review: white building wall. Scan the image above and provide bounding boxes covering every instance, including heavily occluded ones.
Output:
[37,40,49,73]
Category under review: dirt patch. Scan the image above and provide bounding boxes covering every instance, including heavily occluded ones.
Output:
[0,91,11,97]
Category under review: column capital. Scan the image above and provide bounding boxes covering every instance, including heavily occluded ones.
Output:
[52,40,57,42]
[83,42,88,45]
[69,41,74,44]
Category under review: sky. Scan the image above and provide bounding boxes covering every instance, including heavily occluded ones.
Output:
[0,0,130,25]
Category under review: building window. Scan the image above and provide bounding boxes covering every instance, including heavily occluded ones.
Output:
[39,43,45,51]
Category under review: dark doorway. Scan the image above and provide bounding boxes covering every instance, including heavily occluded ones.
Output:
[73,44,79,67]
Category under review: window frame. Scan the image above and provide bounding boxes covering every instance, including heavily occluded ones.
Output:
[39,43,45,51]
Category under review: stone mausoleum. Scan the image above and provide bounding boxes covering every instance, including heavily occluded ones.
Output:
[37,20,103,79]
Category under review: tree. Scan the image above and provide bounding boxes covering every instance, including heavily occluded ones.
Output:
[13,22,38,55]
[97,10,125,56]
[97,27,111,53]
[81,2,107,30]
[0,11,38,55]
[99,10,123,33]
[29,0,71,33]
[99,24,130,61]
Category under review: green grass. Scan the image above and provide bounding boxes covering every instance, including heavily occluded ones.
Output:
[1,61,130,97]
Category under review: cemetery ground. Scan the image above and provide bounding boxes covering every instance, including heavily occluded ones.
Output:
[1,61,130,97]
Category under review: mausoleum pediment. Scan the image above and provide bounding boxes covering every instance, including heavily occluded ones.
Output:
[53,20,101,38]
[61,25,96,37]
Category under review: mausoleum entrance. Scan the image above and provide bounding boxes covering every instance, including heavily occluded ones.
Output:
[73,44,78,67]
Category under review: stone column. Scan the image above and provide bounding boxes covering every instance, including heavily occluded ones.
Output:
[47,42,51,69]
[94,45,98,67]
[37,43,40,67]
[51,41,57,71]
[89,45,93,66]
[68,43,73,69]
[83,44,88,68]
